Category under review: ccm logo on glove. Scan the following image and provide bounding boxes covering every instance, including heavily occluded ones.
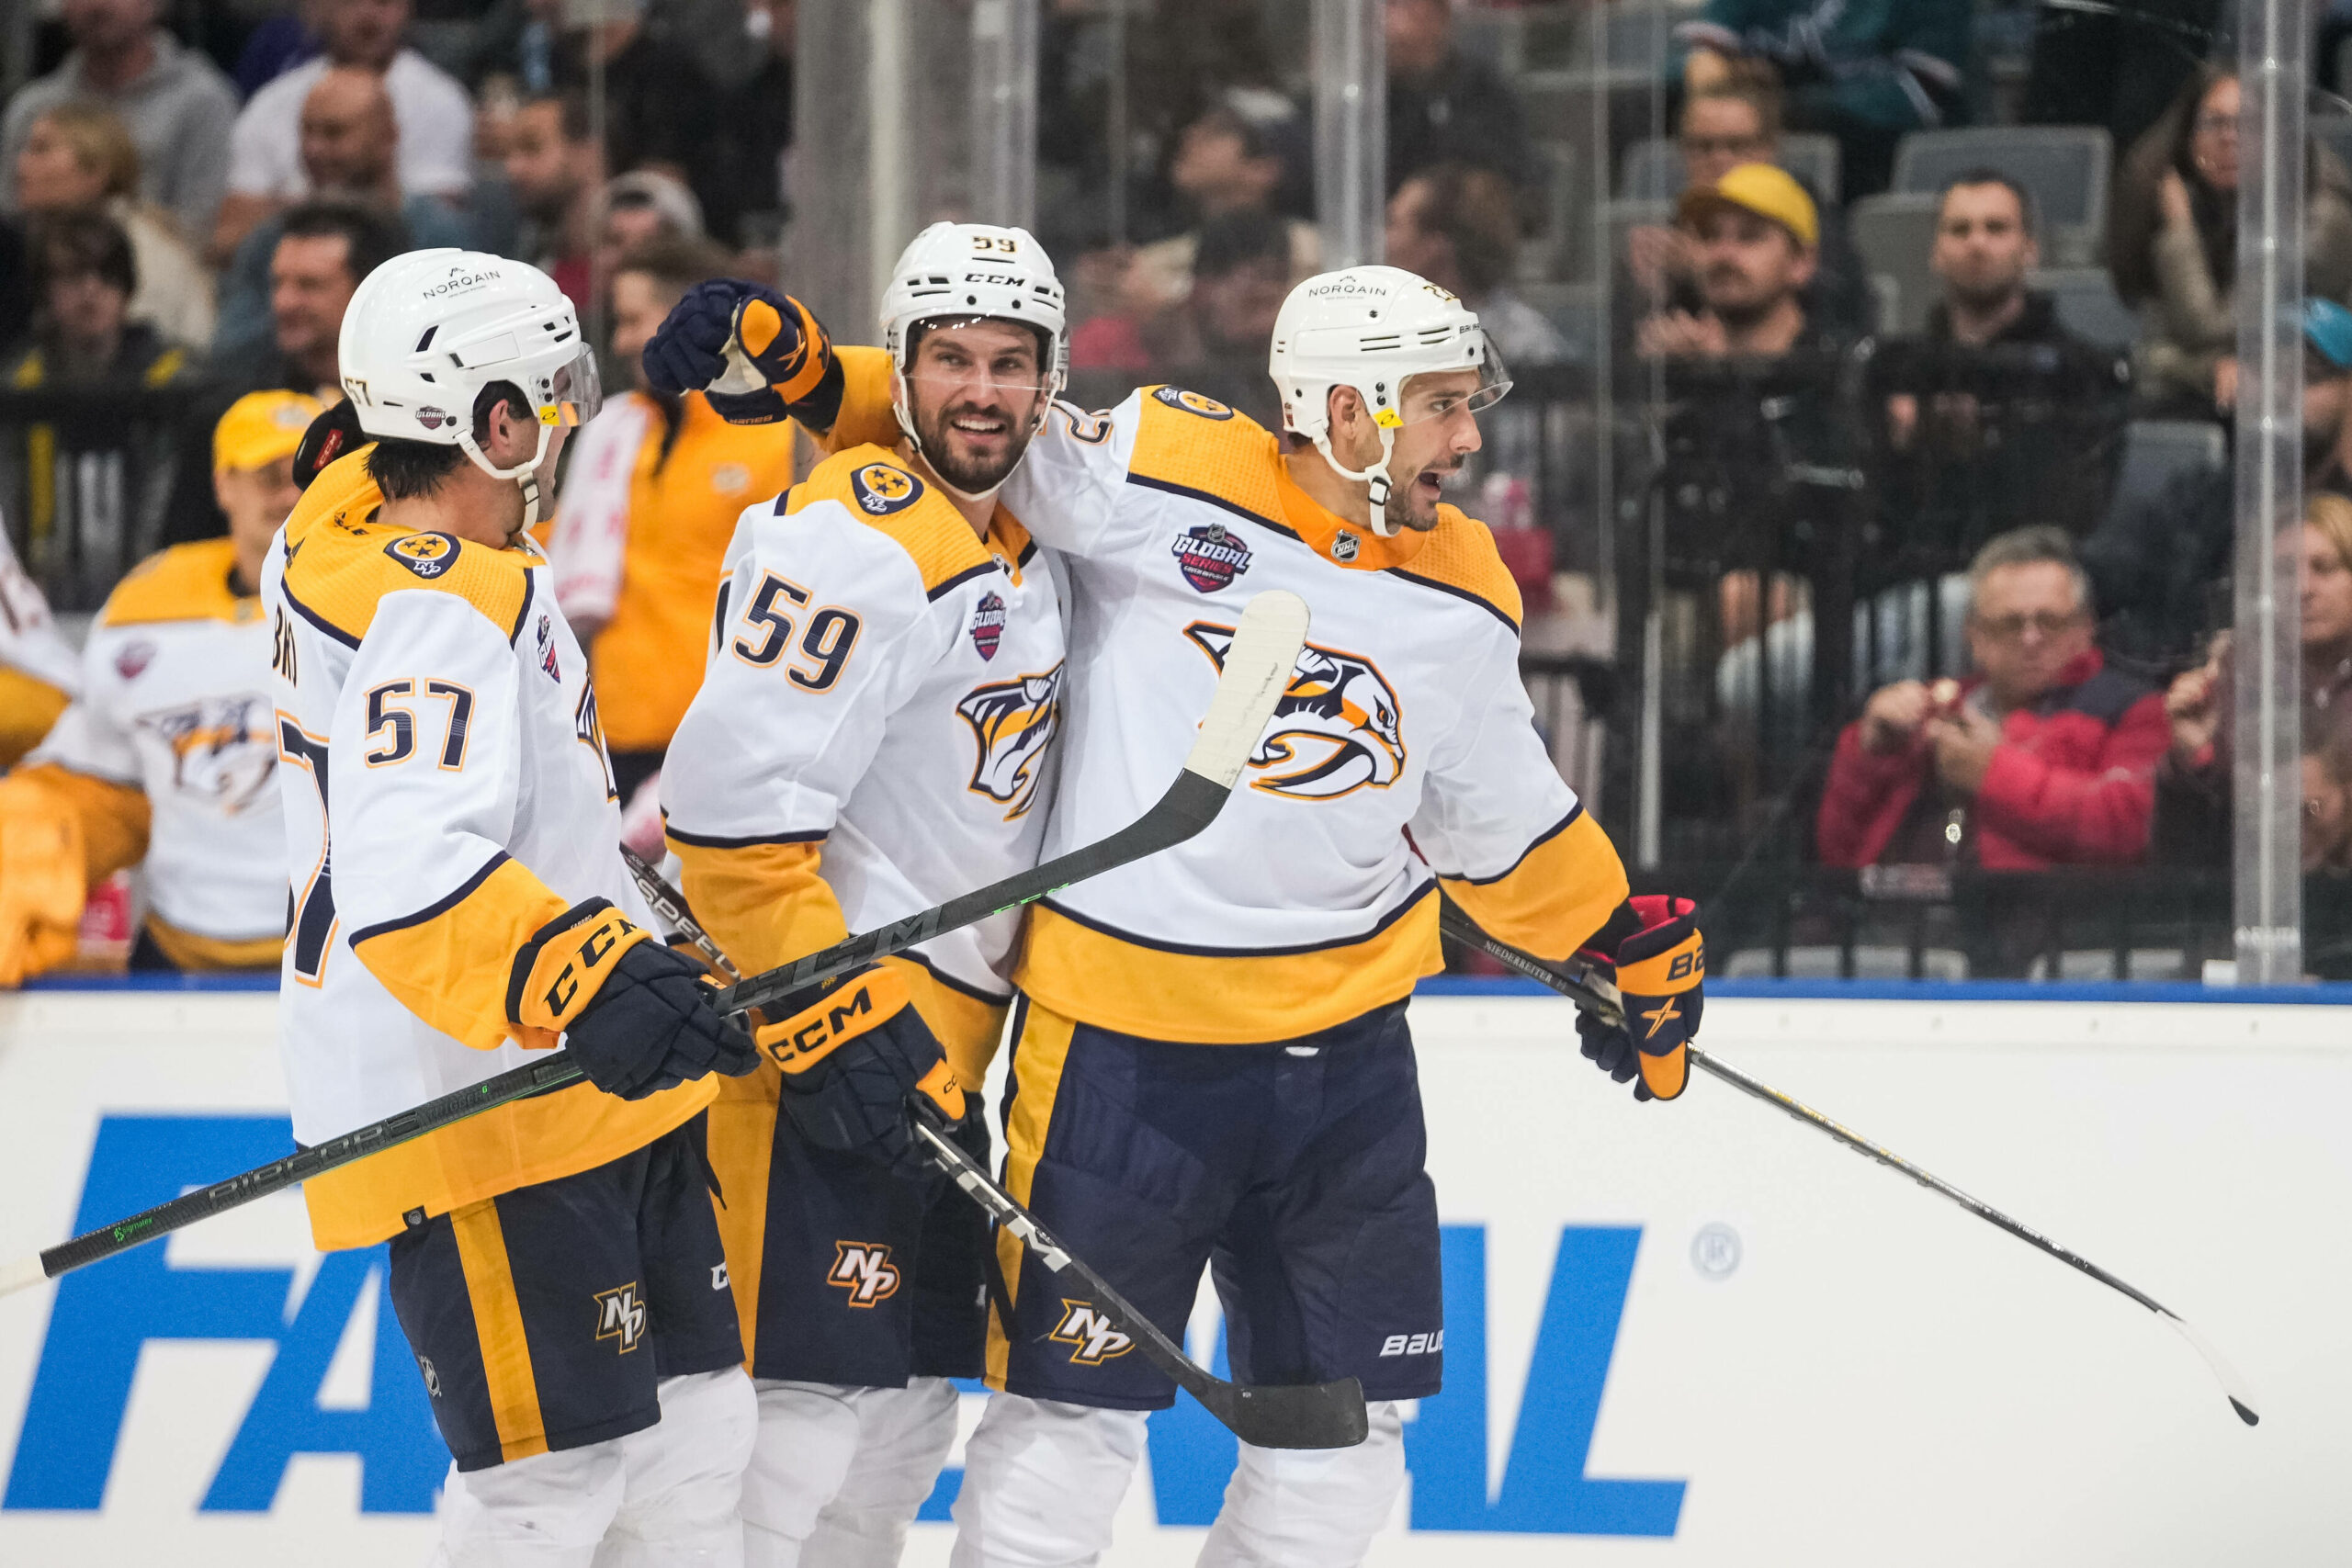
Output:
[759,968,903,1073]
[510,898,654,1037]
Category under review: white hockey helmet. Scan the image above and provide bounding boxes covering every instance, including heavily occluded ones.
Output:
[1269,265,1510,536]
[336,249,601,527]
[879,220,1068,501]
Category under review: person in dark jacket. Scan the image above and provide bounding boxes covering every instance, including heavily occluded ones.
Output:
[1817,526,2167,870]
[1385,0,1534,193]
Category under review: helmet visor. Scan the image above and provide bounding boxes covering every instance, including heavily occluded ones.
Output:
[1383,346,1512,430]
[901,314,1060,397]
[547,346,604,428]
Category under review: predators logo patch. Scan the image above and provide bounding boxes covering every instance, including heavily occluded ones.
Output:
[139,694,278,812]
[956,661,1062,819]
[850,462,922,516]
[1185,623,1405,799]
[1048,1301,1134,1365]
[1152,386,1235,421]
[594,1283,646,1352]
[385,533,458,579]
[827,1242,902,1306]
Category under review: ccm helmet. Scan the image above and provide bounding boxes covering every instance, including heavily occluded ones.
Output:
[879,221,1068,502]
[336,249,601,527]
[1268,265,1510,536]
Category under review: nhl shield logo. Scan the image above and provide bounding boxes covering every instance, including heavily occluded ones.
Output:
[851,462,923,515]
[969,591,1007,660]
[386,533,458,579]
[1331,531,1361,562]
[1170,524,1251,593]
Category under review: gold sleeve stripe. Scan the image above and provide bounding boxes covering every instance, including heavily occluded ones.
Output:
[281,500,537,649]
[0,670,71,769]
[1438,809,1628,964]
[823,346,907,453]
[1125,389,1287,524]
[348,851,571,1051]
[669,834,851,983]
[664,824,829,850]
[884,951,1011,1086]
[783,445,995,597]
[141,916,282,970]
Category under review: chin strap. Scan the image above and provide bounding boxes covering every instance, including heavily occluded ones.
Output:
[458,423,556,532]
[1311,423,1401,537]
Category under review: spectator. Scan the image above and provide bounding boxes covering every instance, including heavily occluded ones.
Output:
[1385,0,1533,193]
[1119,95,1317,320]
[12,103,213,350]
[725,0,796,243]
[1637,163,1834,361]
[1,210,196,608]
[595,169,703,291]
[1679,0,1969,200]
[234,0,332,98]
[164,201,403,545]
[2084,301,2352,672]
[2019,0,2215,158]
[0,0,238,244]
[217,0,475,262]
[1071,210,1289,429]
[546,236,801,829]
[1390,162,1566,367]
[213,67,468,357]
[1816,526,2167,870]
[465,0,566,96]
[1623,72,1872,339]
[1872,169,2130,558]
[2110,67,2352,418]
[542,0,729,243]
[2155,494,2352,867]
[502,92,603,314]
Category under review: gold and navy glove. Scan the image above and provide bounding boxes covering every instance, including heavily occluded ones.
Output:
[1575,896,1704,1101]
[510,897,757,1099]
[641,279,842,427]
[754,963,968,1179]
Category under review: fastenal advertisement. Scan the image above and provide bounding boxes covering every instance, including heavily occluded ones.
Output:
[1,988,2345,1564]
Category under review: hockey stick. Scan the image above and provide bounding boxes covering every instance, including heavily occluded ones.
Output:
[619,846,1369,1451]
[0,592,1311,1303]
[1437,902,2262,1428]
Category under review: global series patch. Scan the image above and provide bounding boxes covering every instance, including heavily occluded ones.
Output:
[969,590,1007,660]
[1170,523,1251,592]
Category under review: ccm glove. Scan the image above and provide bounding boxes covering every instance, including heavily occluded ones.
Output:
[755,964,969,1180]
[640,279,841,426]
[510,898,757,1100]
[1575,896,1704,1101]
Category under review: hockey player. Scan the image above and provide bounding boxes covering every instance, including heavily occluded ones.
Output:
[264,249,767,1567]
[0,390,320,982]
[0,523,76,767]
[649,262,1706,1566]
[655,221,1069,1567]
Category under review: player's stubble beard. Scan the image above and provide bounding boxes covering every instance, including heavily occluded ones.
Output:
[913,388,1042,497]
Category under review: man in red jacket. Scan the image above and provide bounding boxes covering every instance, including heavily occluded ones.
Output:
[1818,526,2168,868]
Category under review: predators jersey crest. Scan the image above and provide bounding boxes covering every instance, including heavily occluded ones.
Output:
[850,462,922,515]
[1185,623,1405,800]
[385,533,458,579]
[137,694,278,812]
[956,663,1063,820]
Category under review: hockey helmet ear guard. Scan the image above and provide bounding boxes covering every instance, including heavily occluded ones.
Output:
[1268,266,1511,536]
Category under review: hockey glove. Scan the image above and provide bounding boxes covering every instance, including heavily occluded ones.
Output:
[510,898,758,1100]
[1575,896,1704,1101]
[640,279,839,426]
[754,964,969,1181]
[0,774,85,987]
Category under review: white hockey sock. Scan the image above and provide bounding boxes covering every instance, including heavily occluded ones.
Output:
[949,1394,1148,1568]
[594,1368,759,1568]
[1193,1402,1407,1568]
[741,1378,961,1568]
[431,1442,627,1568]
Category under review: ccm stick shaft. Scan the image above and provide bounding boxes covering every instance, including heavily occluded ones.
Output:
[621,846,1367,1450]
[0,592,1312,1303]
[1437,903,2260,1427]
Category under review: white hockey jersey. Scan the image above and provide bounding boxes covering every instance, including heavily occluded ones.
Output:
[0,516,78,761]
[265,450,715,1249]
[826,369,1629,1043]
[662,443,1067,1081]
[28,538,283,960]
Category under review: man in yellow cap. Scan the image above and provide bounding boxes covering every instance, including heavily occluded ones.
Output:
[1638,161,1824,361]
[0,389,322,981]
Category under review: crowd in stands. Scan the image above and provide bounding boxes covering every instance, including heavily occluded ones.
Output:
[2,0,2350,979]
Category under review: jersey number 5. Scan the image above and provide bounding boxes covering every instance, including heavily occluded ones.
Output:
[729,571,863,693]
[363,679,476,769]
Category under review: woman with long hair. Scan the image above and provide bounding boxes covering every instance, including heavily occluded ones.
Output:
[2109,66,2352,416]
[12,104,213,351]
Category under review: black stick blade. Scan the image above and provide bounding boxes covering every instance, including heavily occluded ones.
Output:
[1199,1377,1371,1450]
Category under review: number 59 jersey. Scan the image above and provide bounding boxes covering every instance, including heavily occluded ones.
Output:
[264,452,716,1252]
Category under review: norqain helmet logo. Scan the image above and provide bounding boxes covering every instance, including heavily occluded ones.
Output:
[421,267,503,299]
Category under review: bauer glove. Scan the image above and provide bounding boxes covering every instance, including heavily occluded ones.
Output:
[0,773,85,987]
[753,963,969,1181]
[1575,896,1704,1101]
[509,897,758,1100]
[641,279,839,426]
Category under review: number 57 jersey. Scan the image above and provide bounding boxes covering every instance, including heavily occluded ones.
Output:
[263,452,715,1252]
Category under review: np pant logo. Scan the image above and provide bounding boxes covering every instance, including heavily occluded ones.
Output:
[828,1242,901,1306]
[594,1283,646,1352]
[1048,1300,1134,1365]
